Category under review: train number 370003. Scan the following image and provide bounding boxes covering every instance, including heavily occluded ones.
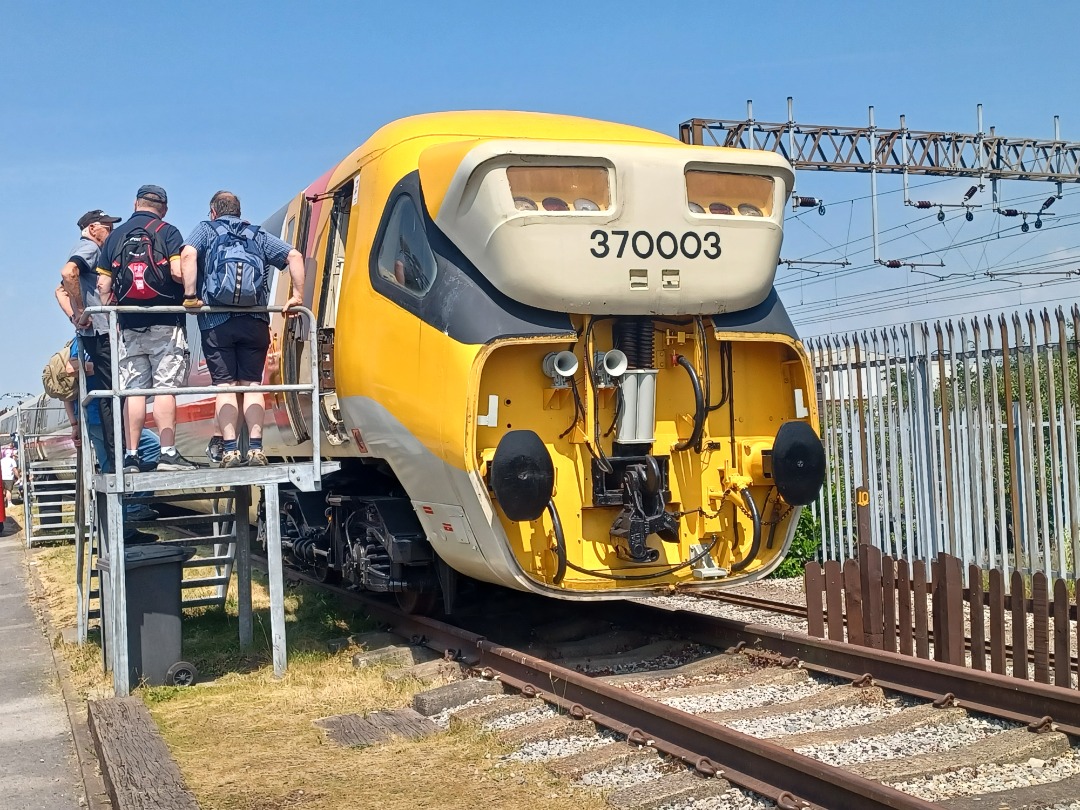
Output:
[589,229,722,261]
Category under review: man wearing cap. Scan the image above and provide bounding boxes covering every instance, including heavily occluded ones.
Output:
[96,185,197,473]
[56,208,123,454]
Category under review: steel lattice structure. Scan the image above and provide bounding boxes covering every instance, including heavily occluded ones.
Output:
[680,111,1080,183]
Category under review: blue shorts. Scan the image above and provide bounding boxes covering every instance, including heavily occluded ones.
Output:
[202,316,270,385]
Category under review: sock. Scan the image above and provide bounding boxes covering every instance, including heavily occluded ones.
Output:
[249,437,262,450]
[224,439,238,452]
[160,445,174,454]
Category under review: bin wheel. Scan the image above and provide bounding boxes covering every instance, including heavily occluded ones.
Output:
[166,661,198,687]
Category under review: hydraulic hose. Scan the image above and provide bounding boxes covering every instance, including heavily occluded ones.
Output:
[672,354,705,452]
[546,498,567,585]
[730,487,762,573]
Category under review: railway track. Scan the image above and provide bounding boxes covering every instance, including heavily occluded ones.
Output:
[249,556,1080,809]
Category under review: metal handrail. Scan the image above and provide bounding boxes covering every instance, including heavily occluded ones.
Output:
[81,304,322,492]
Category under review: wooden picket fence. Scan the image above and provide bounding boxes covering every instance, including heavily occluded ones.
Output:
[804,545,1079,688]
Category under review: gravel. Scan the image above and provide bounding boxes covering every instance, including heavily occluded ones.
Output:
[889,746,1080,800]
[795,715,1015,766]
[576,759,670,789]
[481,703,559,731]
[726,701,904,738]
[661,680,828,714]
[504,733,612,763]
[658,787,776,809]
[428,694,502,729]
[638,594,807,631]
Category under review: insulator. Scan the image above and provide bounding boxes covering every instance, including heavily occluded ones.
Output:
[883,260,903,269]
[796,196,819,208]
[1000,209,1019,217]
[914,200,933,209]
[963,185,978,201]
[1042,196,1056,211]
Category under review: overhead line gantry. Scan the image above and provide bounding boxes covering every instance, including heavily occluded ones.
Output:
[681,100,1076,268]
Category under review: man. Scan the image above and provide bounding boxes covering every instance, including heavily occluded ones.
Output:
[1,448,18,508]
[57,209,122,456]
[97,185,197,473]
[181,190,304,468]
[69,340,159,524]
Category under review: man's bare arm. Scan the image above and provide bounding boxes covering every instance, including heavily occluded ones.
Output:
[55,285,74,320]
[60,260,84,315]
[97,272,114,302]
[283,249,305,310]
[180,245,198,297]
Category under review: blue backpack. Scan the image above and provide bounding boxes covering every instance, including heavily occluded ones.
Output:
[202,220,268,308]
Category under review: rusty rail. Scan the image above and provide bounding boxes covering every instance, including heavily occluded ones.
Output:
[269,560,933,809]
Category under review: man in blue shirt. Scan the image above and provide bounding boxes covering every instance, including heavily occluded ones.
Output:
[56,209,122,455]
[96,185,197,474]
[180,190,305,468]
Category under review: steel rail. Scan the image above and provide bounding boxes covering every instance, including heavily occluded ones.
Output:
[680,589,1080,674]
[627,601,1080,737]
[261,560,933,809]
[684,590,810,618]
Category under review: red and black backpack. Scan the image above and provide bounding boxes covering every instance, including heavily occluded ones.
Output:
[111,219,174,302]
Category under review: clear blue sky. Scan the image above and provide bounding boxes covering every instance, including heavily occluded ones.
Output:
[3,0,1079,397]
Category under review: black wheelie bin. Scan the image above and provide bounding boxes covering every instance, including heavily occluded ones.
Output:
[97,544,198,687]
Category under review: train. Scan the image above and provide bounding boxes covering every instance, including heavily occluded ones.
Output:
[13,111,826,613]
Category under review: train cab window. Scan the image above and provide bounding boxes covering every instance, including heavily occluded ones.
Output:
[507,165,611,212]
[376,197,437,296]
[686,169,774,218]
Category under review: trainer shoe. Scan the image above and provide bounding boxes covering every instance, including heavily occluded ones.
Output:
[123,528,158,545]
[220,450,244,468]
[122,454,141,474]
[126,504,160,521]
[246,449,268,467]
[205,435,224,464]
[157,448,198,471]
[138,457,159,472]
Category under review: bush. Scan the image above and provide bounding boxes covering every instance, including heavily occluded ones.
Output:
[769,508,821,579]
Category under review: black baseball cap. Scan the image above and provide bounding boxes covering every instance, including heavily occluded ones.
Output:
[77,209,122,229]
[136,184,168,204]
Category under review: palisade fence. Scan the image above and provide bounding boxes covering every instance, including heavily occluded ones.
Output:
[809,305,1080,583]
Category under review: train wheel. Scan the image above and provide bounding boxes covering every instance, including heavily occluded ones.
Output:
[313,554,341,585]
[395,588,439,615]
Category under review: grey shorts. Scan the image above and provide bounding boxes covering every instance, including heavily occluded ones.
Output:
[118,325,190,390]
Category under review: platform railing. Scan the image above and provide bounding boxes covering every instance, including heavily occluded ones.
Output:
[78,303,324,696]
[82,304,322,491]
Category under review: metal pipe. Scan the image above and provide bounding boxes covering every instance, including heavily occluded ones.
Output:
[672,354,705,453]
[546,499,567,586]
[730,488,761,573]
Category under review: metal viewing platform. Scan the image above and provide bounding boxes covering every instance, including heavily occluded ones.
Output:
[78,304,332,696]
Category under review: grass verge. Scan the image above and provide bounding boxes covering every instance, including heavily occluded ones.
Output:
[33,543,608,810]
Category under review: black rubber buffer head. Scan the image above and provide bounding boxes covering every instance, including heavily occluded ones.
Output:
[490,430,555,522]
[771,421,826,506]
